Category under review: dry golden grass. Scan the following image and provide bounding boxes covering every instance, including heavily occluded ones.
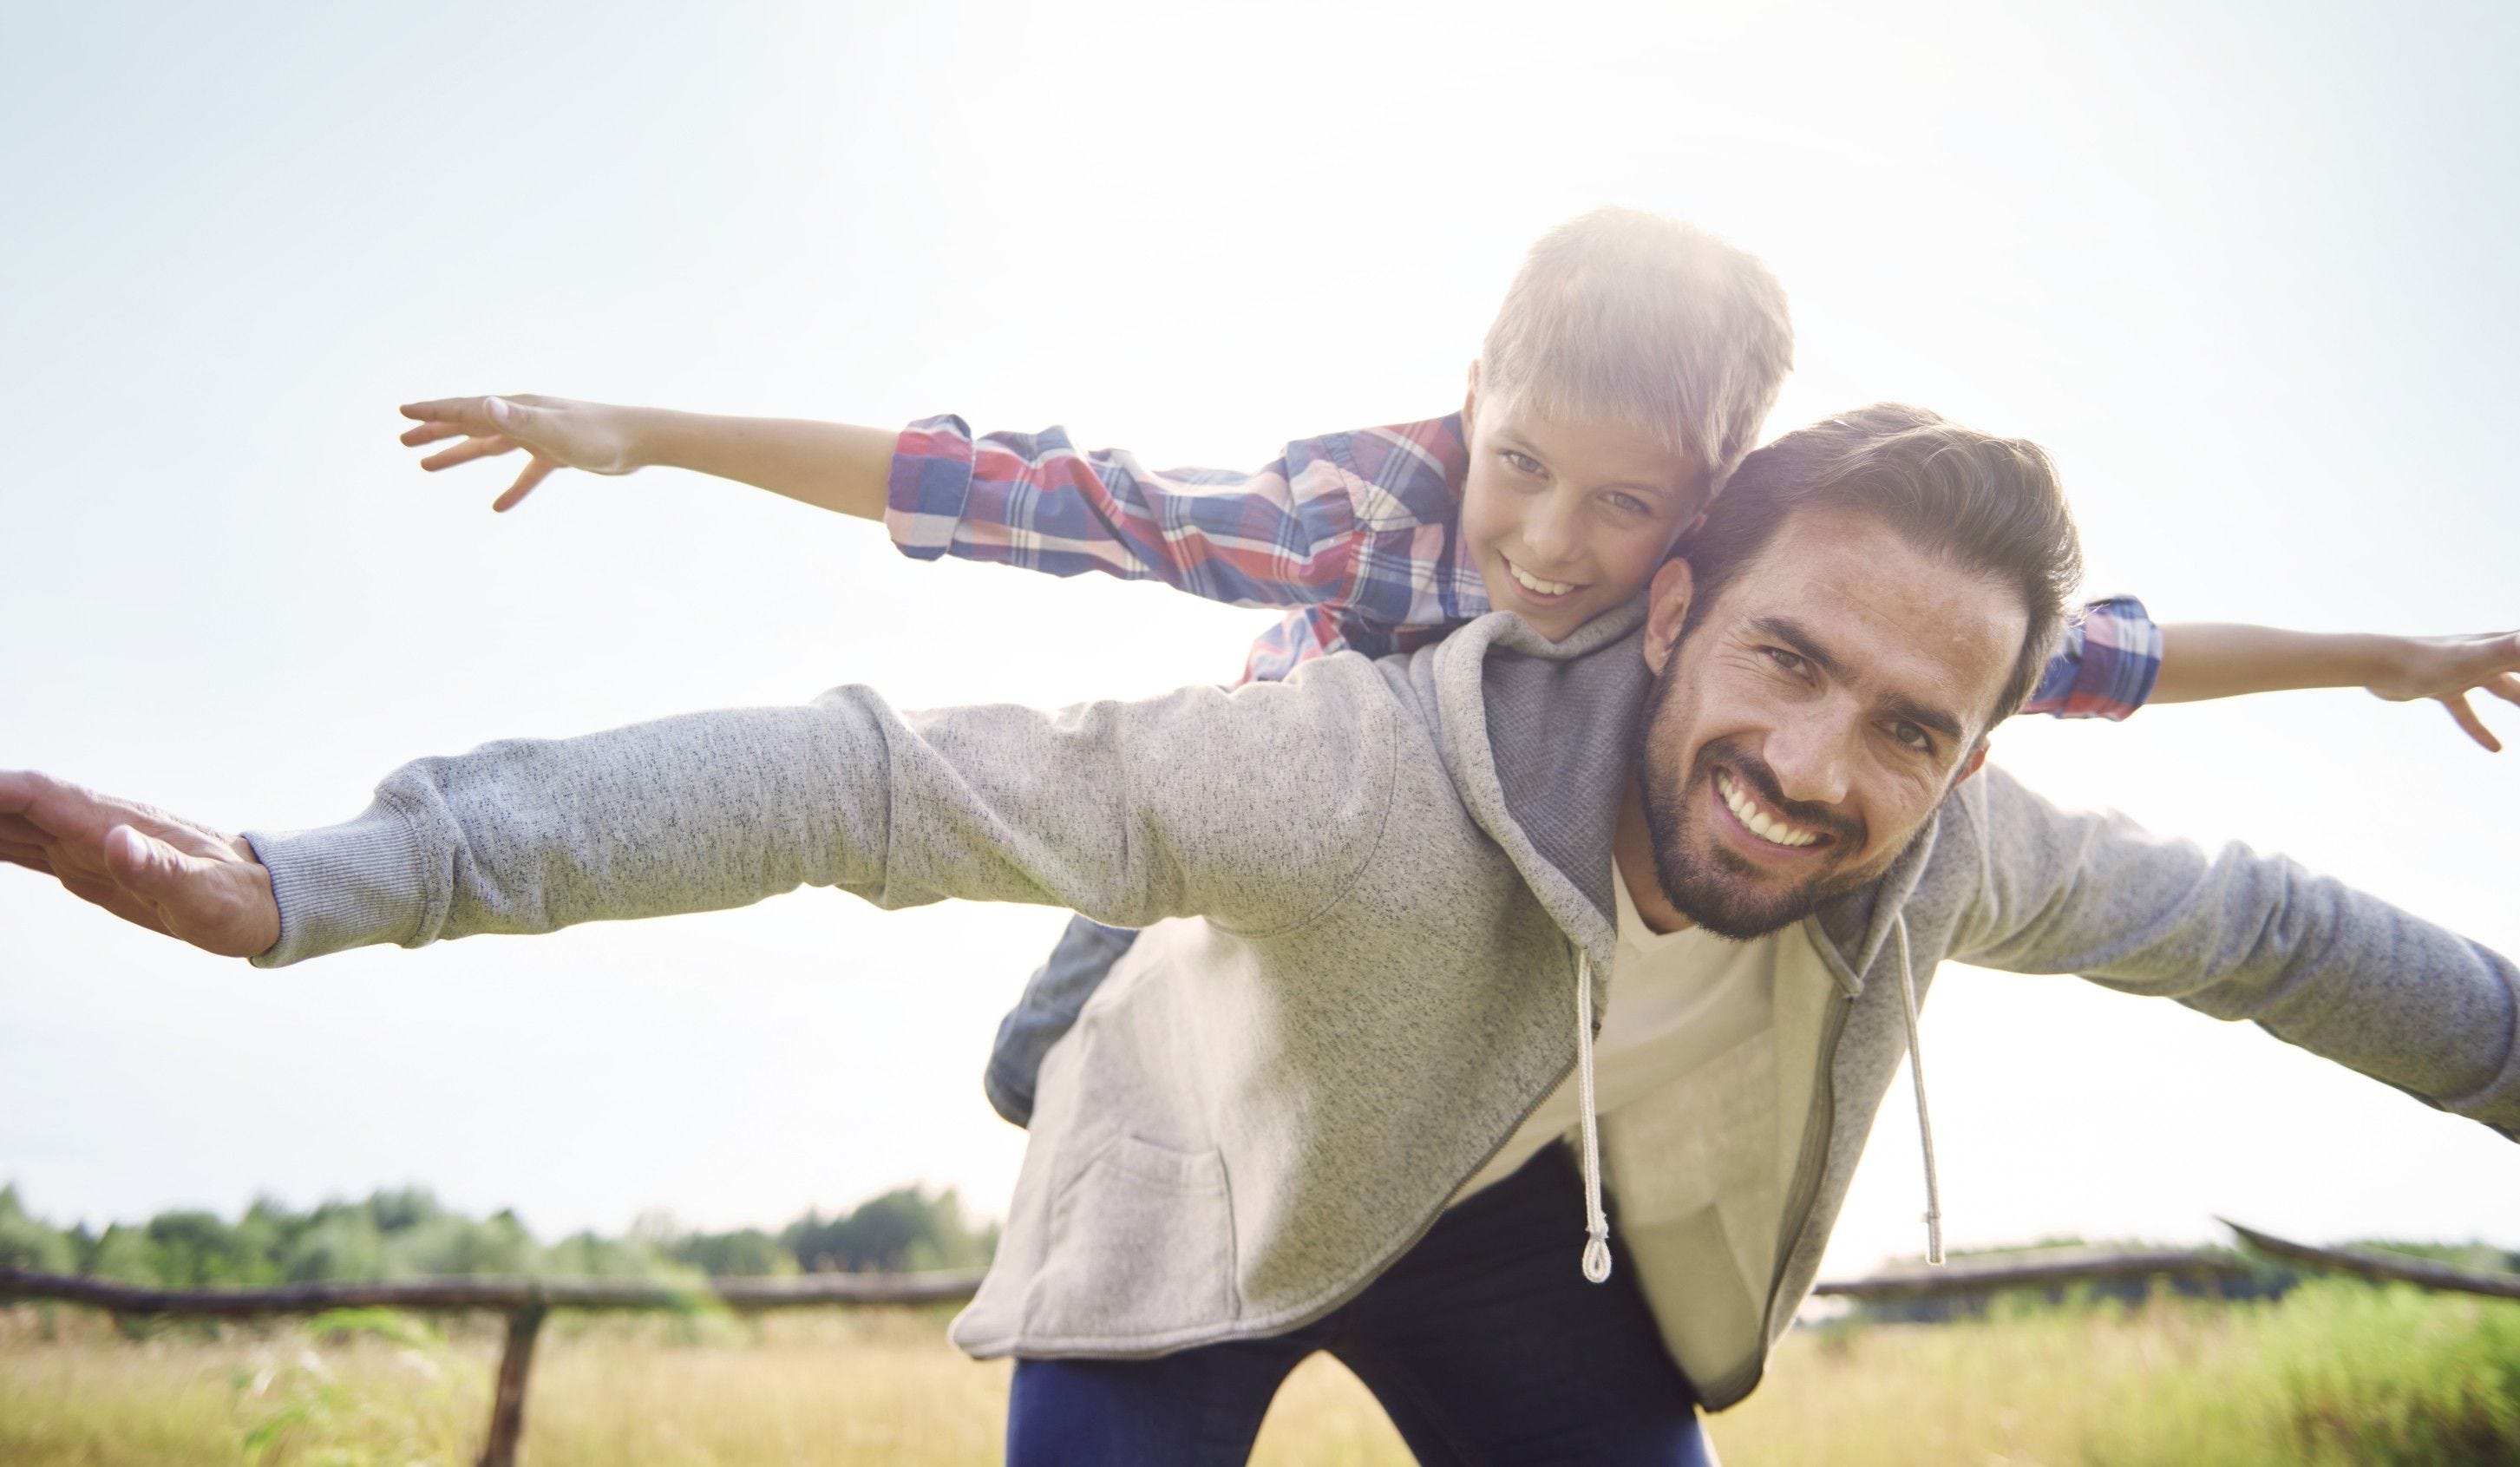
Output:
[4,1284,2515,1465]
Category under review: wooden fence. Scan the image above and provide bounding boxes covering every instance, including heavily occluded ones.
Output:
[5,1223,2516,1467]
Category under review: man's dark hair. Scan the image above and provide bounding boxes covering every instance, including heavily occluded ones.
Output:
[1677,403,2085,724]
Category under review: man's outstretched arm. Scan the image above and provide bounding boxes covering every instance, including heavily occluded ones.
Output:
[1943,764,2520,1138]
[0,669,1399,967]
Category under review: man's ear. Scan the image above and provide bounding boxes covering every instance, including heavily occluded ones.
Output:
[1954,738,1990,785]
[1641,558,1695,674]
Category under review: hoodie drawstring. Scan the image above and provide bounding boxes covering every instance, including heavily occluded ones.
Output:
[1891,914,1945,1266]
[1574,948,1613,1283]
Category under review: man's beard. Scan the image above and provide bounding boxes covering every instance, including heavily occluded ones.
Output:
[1636,678,1902,940]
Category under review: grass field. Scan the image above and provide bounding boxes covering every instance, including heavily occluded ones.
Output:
[3,1281,2516,1464]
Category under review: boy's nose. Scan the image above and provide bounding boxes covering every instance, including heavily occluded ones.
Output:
[1521,494,1583,568]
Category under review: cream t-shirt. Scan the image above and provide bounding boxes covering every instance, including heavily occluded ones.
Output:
[1455,857,1781,1200]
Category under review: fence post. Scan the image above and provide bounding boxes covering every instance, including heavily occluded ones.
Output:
[478,1303,547,1467]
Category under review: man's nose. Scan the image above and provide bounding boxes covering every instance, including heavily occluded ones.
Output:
[1764,711,1856,810]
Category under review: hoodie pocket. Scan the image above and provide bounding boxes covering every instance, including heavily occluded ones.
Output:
[1024,1134,1239,1343]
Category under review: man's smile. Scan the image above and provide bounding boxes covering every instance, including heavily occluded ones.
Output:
[1710,766,1832,857]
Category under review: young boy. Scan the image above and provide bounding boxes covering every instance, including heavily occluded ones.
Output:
[396,206,2520,1127]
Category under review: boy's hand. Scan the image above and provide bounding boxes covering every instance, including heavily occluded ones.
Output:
[399,395,645,512]
[0,771,281,957]
[2365,632,2520,751]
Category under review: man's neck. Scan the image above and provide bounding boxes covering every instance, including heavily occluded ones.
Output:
[1614,777,1694,936]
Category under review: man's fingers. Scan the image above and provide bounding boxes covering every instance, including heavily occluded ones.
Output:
[2485,672,2520,709]
[2440,692,2502,753]
[492,459,560,513]
[418,435,518,473]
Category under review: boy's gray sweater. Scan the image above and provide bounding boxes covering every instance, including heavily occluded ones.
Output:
[246,606,2520,1410]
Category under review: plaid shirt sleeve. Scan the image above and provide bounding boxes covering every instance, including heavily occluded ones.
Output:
[890,416,1374,607]
[2019,594,2164,719]
[887,414,1478,680]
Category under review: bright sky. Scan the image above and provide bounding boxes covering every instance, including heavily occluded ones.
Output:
[3,1,2516,1280]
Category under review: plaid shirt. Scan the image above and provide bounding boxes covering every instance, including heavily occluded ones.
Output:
[887,412,2161,717]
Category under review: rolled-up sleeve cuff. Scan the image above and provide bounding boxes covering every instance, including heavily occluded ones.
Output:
[886,414,978,561]
[2025,594,2163,720]
[240,795,432,968]
[2076,595,2164,717]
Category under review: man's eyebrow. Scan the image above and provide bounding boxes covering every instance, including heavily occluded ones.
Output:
[1884,693,1967,745]
[1748,616,1846,680]
[1748,615,1967,743]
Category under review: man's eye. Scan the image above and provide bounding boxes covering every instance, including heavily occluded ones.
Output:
[1764,647,1808,676]
[1890,721,1933,753]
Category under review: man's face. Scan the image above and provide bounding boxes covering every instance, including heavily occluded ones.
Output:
[1459,376,1712,643]
[1633,506,2026,939]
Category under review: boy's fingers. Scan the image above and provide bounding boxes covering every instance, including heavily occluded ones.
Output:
[2484,672,2520,708]
[399,420,468,448]
[400,397,499,425]
[492,460,559,514]
[2439,693,2502,752]
[418,435,518,472]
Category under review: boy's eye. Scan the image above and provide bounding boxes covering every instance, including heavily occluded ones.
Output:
[1604,491,1650,516]
[1502,450,1543,476]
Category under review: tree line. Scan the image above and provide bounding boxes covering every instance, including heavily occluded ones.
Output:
[0,1182,996,1288]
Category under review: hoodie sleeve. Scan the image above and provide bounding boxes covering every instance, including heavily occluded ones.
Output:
[240,660,1400,968]
[1943,764,2520,1139]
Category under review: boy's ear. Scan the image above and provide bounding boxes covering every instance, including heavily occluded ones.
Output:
[1462,359,1483,435]
[1640,558,1695,674]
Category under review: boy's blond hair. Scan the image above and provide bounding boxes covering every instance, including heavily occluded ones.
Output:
[1480,206,1793,490]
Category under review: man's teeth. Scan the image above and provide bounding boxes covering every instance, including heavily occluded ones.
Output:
[1717,770,1822,848]
[1509,560,1575,596]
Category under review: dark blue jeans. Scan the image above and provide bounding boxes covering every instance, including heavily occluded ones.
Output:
[1005,1145,1717,1465]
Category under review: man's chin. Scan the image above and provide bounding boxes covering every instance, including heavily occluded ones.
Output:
[1661,868,1827,940]
[1653,833,1852,940]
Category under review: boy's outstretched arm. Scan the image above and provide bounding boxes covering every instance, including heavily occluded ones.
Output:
[403,396,1460,618]
[398,396,897,518]
[2152,623,2520,750]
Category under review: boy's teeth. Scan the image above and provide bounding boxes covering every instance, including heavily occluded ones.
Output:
[1509,561,1574,596]
[1717,770,1819,848]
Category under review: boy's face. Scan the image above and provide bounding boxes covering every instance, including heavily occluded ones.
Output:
[1459,377,1712,642]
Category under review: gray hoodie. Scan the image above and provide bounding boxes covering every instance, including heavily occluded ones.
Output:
[245,605,2520,1410]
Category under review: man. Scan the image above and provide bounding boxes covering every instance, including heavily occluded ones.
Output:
[5,408,2513,1464]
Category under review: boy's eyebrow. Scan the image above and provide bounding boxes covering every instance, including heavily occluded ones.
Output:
[1494,428,1678,500]
[1747,614,1967,743]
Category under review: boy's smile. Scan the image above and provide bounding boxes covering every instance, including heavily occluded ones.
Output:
[1458,377,1712,642]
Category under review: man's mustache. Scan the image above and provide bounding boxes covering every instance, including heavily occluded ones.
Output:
[1697,743,1865,847]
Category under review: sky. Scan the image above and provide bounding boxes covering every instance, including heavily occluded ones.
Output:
[3,0,2517,1280]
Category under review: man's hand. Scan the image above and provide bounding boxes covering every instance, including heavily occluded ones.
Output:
[2363,631,2520,752]
[0,771,281,958]
[399,394,646,512]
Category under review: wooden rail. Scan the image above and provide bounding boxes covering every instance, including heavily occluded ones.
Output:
[1810,1247,2248,1299]
[5,1224,2513,1464]
[0,1266,985,1466]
